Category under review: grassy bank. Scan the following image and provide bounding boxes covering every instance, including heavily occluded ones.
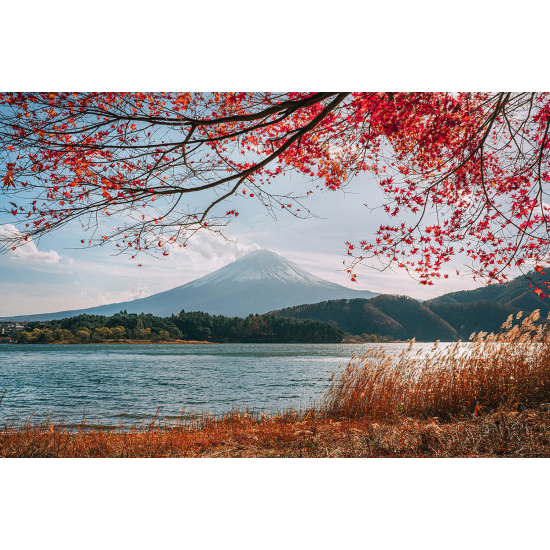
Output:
[1,407,550,457]
[2,311,550,457]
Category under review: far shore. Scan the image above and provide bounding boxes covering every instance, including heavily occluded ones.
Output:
[1,339,417,345]
[4,339,214,345]
[0,339,422,346]
[4,339,365,345]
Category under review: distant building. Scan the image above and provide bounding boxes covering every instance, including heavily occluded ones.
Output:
[0,323,25,338]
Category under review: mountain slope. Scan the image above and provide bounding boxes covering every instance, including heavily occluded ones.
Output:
[2,250,379,321]
[270,298,407,339]
[427,270,550,315]
[271,295,458,341]
[369,295,457,341]
[426,300,522,339]
[424,270,550,337]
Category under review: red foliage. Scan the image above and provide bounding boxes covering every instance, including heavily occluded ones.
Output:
[1,92,549,288]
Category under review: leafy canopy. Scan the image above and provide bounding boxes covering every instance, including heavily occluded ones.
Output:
[1,92,549,290]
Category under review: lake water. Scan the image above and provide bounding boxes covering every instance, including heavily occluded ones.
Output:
[0,342,436,427]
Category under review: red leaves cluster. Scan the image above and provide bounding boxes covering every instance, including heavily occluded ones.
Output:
[1,92,549,288]
[343,93,550,289]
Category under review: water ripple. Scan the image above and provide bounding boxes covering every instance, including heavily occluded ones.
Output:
[0,342,434,426]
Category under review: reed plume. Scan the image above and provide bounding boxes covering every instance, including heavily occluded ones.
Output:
[323,310,550,419]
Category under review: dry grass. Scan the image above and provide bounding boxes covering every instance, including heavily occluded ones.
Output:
[2,310,550,457]
[2,407,550,457]
[324,310,550,419]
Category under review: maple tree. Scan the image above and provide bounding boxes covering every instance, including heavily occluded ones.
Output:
[1,92,549,291]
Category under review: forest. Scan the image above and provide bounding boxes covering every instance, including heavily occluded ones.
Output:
[271,296,457,342]
[15,310,345,344]
[268,271,550,342]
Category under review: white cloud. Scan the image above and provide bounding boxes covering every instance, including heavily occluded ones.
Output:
[0,224,60,264]
[186,230,260,260]
[165,230,261,276]
[97,282,149,305]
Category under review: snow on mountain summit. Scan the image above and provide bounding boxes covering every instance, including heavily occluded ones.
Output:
[188,249,332,288]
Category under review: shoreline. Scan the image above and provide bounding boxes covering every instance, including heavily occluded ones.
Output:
[3,340,408,345]
[2,406,549,457]
[2,339,417,345]
[3,339,214,345]
[3,325,550,457]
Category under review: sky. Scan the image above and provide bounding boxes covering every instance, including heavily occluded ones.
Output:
[0,168,508,317]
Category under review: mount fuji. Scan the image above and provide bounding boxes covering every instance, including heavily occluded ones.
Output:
[3,250,379,321]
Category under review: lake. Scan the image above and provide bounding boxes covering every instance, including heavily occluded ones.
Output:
[0,342,436,427]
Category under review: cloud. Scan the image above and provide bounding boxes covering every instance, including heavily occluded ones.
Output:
[165,230,261,276]
[0,224,61,264]
[184,230,260,261]
[97,282,149,305]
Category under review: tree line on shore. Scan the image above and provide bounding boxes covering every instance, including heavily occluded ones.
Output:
[16,310,345,344]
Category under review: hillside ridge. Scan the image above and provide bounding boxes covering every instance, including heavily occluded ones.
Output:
[270,295,457,342]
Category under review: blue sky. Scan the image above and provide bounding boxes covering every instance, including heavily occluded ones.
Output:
[0,168,501,316]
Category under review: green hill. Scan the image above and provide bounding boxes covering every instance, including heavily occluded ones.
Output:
[427,270,550,315]
[270,296,457,342]
[369,295,457,341]
[270,273,550,342]
[424,270,550,337]
[425,300,522,339]
[270,298,406,339]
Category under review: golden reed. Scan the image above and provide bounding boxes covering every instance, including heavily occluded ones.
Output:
[323,310,550,419]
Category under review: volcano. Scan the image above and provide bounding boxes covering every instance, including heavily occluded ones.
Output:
[4,249,379,320]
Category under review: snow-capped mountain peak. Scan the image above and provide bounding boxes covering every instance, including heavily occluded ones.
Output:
[187,249,331,288]
[4,249,379,320]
